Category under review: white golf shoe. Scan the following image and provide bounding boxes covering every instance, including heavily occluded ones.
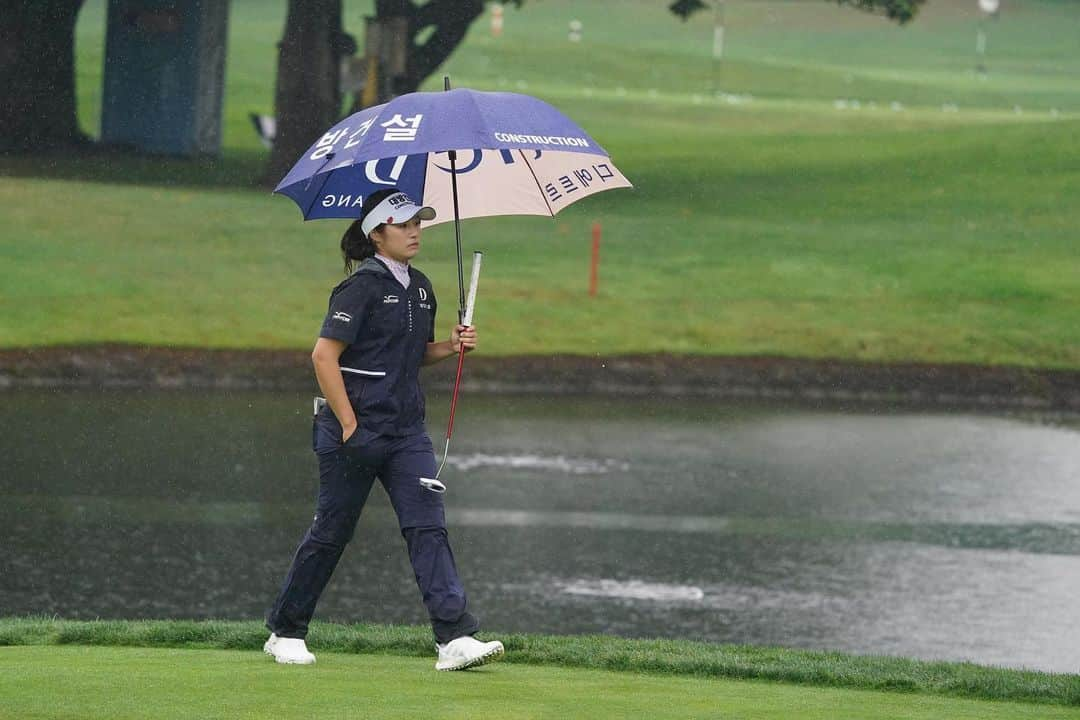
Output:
[263,633,316,665]
[435,635,505,671]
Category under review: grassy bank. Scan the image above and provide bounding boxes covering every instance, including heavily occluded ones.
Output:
[2,617,1078,710]
[1,1,1078,367]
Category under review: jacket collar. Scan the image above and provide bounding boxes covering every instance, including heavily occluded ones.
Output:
[355,257,393,277]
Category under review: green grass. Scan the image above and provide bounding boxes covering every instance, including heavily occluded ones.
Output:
[2,0,1079,367]
[2,618,1079,718]
[8,647,1078,720]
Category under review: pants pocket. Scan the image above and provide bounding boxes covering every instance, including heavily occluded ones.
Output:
[313,411,344,455]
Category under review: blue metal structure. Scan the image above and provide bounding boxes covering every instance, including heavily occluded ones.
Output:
[101,0,229,156]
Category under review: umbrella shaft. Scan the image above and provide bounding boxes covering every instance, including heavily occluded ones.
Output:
[448,150,466,321]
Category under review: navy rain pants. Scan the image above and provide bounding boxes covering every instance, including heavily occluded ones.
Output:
[266,418,479,644]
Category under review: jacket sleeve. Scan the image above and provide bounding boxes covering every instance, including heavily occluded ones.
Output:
[319,280,371,344]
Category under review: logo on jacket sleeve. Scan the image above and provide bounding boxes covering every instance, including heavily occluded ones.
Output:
[332,311,352,323]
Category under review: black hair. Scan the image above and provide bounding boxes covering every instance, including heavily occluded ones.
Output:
[341,188,399,274]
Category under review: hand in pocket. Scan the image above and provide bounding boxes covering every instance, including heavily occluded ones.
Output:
[341,425,369,464]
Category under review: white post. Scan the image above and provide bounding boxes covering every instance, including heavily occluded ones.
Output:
[710,0,725,93]
[712,1,725,61]
[975,22,987,74]
[976,0,1001,75]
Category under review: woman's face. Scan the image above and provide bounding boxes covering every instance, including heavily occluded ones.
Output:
[372,217,421,263]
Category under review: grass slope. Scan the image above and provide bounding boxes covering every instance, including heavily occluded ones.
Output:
[4,646,1078,720]
[2,618,1078,709]
[1,1,1078,366]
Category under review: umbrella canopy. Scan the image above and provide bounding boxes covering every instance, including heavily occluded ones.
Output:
[274,88,632,224]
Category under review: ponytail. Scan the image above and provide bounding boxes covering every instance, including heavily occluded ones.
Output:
[340,219,374,274]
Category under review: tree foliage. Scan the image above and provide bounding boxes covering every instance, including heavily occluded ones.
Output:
[833,0,926,24]
[670,0,925,24]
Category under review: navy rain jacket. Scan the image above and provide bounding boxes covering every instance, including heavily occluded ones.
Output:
[319,257,437,436]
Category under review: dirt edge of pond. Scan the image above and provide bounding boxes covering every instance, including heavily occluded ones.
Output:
[2,344,1078,412]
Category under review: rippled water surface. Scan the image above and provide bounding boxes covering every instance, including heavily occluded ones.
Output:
[2,389,1078,672]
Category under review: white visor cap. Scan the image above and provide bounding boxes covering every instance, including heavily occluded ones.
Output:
[360,192,436,238]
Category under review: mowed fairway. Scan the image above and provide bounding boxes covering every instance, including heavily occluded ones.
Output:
[1,0,1077,366]
[1,646,1074,720]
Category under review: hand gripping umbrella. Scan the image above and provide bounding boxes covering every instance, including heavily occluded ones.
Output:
[275,80,632,490]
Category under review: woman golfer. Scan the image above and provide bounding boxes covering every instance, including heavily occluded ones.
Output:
[264,188,504,671]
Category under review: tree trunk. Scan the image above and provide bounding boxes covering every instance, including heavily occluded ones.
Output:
[368,0,484,103]
[0,0,89,152]
[263,0,344,186]
[265,0,485,184]
[404,0,484,95]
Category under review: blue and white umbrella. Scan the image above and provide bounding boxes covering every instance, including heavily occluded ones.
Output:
[274,87,632,232]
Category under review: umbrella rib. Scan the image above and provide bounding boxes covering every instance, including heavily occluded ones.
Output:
[519,150,555,216]
[302,171,336,219]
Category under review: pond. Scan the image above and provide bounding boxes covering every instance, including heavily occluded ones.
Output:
[2,388,1078,672]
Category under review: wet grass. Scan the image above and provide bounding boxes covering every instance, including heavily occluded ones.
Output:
[3,116,1077,367]
[6,646,1077,720]
[1,1,1078,367]
[1,617,1078,711]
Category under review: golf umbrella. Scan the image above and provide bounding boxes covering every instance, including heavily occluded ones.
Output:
[275,87,630,223]
[274,85,631,490]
